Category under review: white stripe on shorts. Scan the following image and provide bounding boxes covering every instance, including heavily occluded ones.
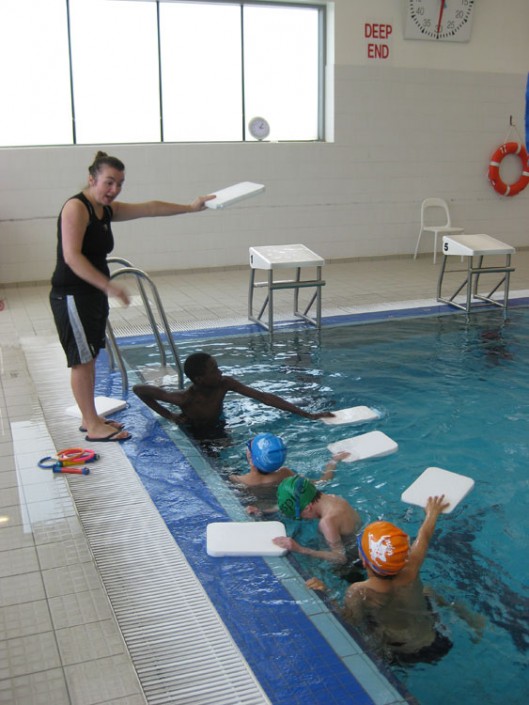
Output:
[67,295,93,364]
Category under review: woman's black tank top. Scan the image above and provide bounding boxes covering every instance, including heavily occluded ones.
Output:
[51,192,114,294]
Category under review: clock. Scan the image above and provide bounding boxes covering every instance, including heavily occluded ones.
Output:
[248,116,270,141]
[404,0,476,42]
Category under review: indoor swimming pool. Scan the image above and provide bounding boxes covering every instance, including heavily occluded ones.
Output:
[111,305,529,705]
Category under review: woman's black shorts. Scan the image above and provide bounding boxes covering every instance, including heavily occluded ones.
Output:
[50,290,109,367]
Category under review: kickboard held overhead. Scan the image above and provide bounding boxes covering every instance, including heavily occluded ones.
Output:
[206,521,287,557]
[205,182,265,209]
[401,467,475,514]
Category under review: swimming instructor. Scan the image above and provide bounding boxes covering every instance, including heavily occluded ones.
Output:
[50,151,213,442]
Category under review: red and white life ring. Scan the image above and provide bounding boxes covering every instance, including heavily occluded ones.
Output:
[488,141,529,197]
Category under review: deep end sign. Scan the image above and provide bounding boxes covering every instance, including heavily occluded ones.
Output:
[365,22,392,60]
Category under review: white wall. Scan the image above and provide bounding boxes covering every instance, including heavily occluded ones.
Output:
[1,0,529,284]
[336,0,529,72]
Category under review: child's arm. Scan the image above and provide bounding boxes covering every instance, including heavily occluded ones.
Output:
[132,384,185,423]
[306,578,367,626]
[424,586,486,641]
[317,451,351,483]
[246,504,279,516]
[406,495,450,578]
[224,377,334,420]
[273,533,347,564]
[228,473,249,486]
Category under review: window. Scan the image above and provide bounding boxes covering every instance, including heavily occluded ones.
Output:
[69,0,161,144]
[0,0,324,146]
[159,2,243,142]
[243,4,321,141]
[0,0,72,146]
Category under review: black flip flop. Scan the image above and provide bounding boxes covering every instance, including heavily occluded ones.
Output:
[84,430,131,443]
[79,419,124,433]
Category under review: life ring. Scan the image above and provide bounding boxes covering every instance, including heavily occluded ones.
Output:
[488,142,529,197]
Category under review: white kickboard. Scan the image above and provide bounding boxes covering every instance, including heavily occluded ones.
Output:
[327,430,398,462]
[205,182,265,209]
[321,406,380,426]
[65,396,127,419]
[401,467,475,514]
[206,521,287,557]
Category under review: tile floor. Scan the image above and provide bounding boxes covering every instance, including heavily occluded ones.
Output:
[1,249,528,705]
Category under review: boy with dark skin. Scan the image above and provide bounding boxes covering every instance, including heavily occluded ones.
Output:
[133,352,334,434]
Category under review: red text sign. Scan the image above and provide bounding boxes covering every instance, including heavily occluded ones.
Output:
[365,22,392,61]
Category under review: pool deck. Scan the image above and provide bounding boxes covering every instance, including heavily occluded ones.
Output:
[1,251,528,705]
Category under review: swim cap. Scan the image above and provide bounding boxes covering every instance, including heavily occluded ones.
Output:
[249,433,287,473]
[277,475,318,519]
[358,521,409,576]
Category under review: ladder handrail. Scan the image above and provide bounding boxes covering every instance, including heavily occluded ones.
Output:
[106,259,184,393]
[105,318,129,393]
[110,264,168,368]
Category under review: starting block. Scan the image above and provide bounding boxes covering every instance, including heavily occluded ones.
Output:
[248,244,325,334]
[437,234,515,313]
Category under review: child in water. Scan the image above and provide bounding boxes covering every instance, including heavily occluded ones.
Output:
[229,433,345,489]
[307,496,454,663]
[271,475,362,575]
[133,352,334,441]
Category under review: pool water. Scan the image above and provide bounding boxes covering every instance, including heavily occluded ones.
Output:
[118,308,529,705]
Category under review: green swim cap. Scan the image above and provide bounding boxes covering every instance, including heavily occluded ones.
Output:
[277,475,317,519]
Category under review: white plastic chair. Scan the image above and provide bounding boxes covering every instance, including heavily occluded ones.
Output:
[413,198,463,264]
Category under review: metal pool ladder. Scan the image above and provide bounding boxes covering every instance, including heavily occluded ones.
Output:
[105,257,184,394]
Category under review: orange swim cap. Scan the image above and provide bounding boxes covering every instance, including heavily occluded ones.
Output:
[358,521,409,576]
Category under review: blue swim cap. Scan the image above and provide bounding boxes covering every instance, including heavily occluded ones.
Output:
[249,433,287,473]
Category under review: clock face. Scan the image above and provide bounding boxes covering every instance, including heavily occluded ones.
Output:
[248,117,270,141]
[404,0,476,42]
